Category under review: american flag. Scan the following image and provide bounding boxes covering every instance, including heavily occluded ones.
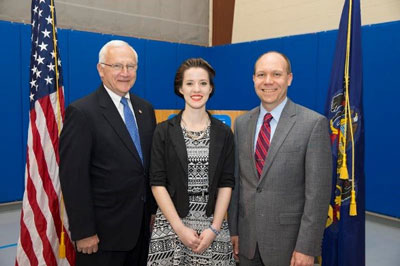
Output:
[15,0,75,265]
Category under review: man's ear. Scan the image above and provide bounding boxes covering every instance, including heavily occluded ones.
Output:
[97,64,104,78]
[288,73,293,86]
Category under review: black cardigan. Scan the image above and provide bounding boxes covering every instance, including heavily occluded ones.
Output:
[149,112,235,217]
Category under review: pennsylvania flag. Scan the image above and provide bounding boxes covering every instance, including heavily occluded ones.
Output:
[321,0,365,265]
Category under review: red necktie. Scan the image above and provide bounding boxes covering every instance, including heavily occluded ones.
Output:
[255,113,273,178]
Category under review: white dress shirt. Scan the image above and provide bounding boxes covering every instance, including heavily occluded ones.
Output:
[103,85,138,125]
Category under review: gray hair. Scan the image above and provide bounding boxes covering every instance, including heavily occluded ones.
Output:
[98,40,138,64]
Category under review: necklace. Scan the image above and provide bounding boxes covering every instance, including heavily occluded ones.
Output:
[181,117,210,140]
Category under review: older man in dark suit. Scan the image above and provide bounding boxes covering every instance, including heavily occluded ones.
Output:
[60,40,156,266]
[229,51,332,266]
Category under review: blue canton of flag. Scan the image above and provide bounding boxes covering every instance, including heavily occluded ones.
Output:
[29,0,63,107]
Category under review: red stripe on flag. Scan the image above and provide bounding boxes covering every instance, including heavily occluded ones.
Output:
[64,225,76,264]
[25,136,57,265]
[38,96,75,264]
[56,88,66,164]
[28,109,58,265]
[31,107,61,219]
[58,86,65,122]
[18,201,39,266]
[39,95,61,164]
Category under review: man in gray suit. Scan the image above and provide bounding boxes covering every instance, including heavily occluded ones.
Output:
[228,51,332,266]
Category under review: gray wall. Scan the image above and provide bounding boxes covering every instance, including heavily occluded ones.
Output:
[0,0,209,45]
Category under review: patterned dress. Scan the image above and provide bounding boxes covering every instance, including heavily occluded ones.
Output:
[147,126,235,266]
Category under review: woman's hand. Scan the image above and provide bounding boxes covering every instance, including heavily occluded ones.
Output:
[175,225,201,250]
[193,228,216,254]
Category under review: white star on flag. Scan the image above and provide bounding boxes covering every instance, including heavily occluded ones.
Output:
[31,65,38,74]
[44,76,53,85]
[38,41,48,51]
[47,62,55,72]
[45,15,52,24]
[30,79,37,88]
[36,55,44,65]
[42,28,51,38]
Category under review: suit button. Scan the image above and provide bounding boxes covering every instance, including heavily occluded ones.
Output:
[256,188,262,193]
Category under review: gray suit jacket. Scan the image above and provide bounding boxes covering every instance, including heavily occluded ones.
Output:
[228,99,332,265]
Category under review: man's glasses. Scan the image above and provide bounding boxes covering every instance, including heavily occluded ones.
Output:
[100,63,137,72]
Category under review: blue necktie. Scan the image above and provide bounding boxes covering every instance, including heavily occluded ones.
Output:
[120,97,143,163]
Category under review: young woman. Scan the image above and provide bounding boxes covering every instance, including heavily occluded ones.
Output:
[147,58,235,265]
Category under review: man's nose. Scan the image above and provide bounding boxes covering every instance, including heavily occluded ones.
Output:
[264,74,273,84]
[120,66,130,75]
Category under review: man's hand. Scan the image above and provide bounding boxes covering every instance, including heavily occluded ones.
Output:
[230,236,239,261]
[76,235,99,254]
[290,250,314,266]
[193,228,216,254]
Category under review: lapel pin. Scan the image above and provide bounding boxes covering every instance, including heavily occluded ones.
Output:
[138,109,143,114]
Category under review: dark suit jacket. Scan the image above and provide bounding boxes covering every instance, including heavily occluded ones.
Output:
[228,99,332,265]
[150,112,235,217]
[59,85,156,251]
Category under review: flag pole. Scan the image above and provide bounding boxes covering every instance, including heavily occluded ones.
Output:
[343,0,357,216]
[49,0,67,257]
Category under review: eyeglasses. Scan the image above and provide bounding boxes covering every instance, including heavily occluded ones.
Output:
[100,62,137,72]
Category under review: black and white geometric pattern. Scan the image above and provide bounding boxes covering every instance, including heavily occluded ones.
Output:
[147,127,235,265]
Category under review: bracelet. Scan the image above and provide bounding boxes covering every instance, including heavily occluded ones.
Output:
[209,224,220,236]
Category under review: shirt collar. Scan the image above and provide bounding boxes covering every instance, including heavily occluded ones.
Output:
[103,85,131,106]
[259,97,288,123]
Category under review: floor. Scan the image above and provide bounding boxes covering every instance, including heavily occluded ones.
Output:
[0,203,399,265]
